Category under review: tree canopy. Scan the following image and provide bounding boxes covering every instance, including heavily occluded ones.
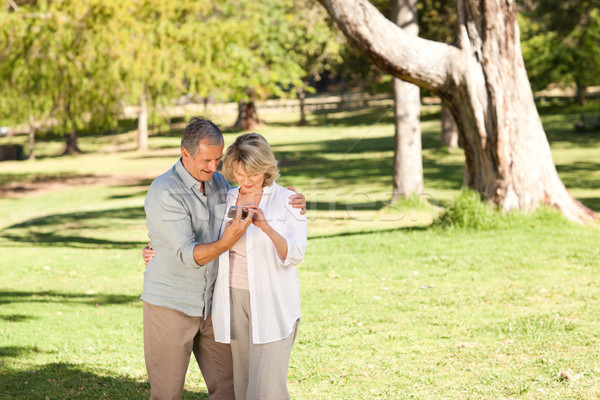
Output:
[519,0,600,100]
[1,1,124,153]
[0,0,339,150]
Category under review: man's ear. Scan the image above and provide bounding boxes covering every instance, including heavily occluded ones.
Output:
[181,147,190,159]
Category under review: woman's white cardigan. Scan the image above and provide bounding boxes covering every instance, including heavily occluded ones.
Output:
[212,183,307,344]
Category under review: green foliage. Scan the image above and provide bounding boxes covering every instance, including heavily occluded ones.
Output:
[335,0,391,93]
[519,1,600,95]
[418,0,457,44]
[201,0,339,102]
[0,0,340,145]
[432,190,575,231]
[433,190,502,230]
[0,1,124,135]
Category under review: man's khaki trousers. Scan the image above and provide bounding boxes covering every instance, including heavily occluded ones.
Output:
[143,301,235,400]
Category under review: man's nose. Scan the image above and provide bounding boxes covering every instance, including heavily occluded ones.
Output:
[208,160,218,172]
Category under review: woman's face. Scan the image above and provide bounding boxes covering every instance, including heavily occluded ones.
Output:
[233,163,265,192]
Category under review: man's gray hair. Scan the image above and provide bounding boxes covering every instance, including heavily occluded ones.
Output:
[181,116,224,157]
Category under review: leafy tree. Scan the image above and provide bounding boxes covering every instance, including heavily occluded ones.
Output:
[286,1,342,126]
[0,0,124,155]
[115,1,216,150]
[317,0,595,223]
[0,6,52,159]
[215,1,310,130]
[519,0,600,103]
[182,0,339,130]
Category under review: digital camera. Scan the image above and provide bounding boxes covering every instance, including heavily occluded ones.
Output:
[227,206,249,220]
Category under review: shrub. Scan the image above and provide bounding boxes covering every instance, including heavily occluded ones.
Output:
[432,190,575,230]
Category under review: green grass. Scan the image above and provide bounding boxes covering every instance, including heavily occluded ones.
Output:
[1,103,600,399]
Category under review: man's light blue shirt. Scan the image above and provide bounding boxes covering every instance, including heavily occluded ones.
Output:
[141,159,230,317]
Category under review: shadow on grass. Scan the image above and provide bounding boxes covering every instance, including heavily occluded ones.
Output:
[546,128,600,147]
[556,161,600,190]
[277,150,463,197]
[0,346,41,358]
[0,173,96,188]
[280,106,443,128]
[0,314,37,322]
[0,290,140,307]
[272,131,446,156]
[0,362,209,400]
[107,189,149,200]
[274,135,395,156]
[307,200,389,212]
[1,206,146,249]
[308,224,429,240]
[0,233,147,249]
[106,180,153,200]
[7,206,144,228]
[577,197,600,213]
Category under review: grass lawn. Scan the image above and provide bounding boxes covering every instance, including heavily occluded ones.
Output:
[1,102,599,399]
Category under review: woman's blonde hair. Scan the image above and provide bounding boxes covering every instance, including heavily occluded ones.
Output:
[222,133,280,187]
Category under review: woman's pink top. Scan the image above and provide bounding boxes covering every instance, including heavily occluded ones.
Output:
[229,232,249,290]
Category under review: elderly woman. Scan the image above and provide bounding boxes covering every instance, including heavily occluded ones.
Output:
[213,132,307,400]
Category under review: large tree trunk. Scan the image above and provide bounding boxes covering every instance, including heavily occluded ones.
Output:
[137,90,149,151]
[441,102,458,152]
[317,0,596,223]
[390,0,423,202]
[233,99,260,131]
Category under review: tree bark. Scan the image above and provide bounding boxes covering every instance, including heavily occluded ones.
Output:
[137,89,149,151]
[575,82,587,105]
[233,99,260,131]
[441,102,458,152]
[62,99,81,155]
[390,0,424,202]
[28,115,36,160]
[63,129,81,154]
[317,0,596,223]
[297,86,309,126]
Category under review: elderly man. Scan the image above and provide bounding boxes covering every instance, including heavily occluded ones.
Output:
[142,117,305,400]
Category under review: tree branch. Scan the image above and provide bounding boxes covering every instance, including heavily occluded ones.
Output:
[317,0,462,93]
[7,0,19,12]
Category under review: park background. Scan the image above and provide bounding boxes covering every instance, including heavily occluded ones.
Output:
[1,1,600,399]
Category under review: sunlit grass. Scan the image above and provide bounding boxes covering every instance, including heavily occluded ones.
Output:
[1,102,600,399]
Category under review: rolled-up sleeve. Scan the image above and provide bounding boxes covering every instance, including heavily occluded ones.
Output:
[158,190,205,268]
[281,201,307,267]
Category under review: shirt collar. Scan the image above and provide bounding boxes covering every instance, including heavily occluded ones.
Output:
[262,181,276,194]
[175,158,214,190]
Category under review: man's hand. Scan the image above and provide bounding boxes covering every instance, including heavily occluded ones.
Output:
[220,207,253,248]
[288,186,306,215]
[142,242,155,266]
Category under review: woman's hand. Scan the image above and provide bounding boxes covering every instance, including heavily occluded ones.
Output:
[143,242,155,266]
[220,207,253,248]
[244,202,288,260]
[244,203,269,232]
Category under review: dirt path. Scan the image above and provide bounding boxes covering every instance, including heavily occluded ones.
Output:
[0,170,161,198]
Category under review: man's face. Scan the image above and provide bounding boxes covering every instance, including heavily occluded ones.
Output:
[181,140,224,182]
